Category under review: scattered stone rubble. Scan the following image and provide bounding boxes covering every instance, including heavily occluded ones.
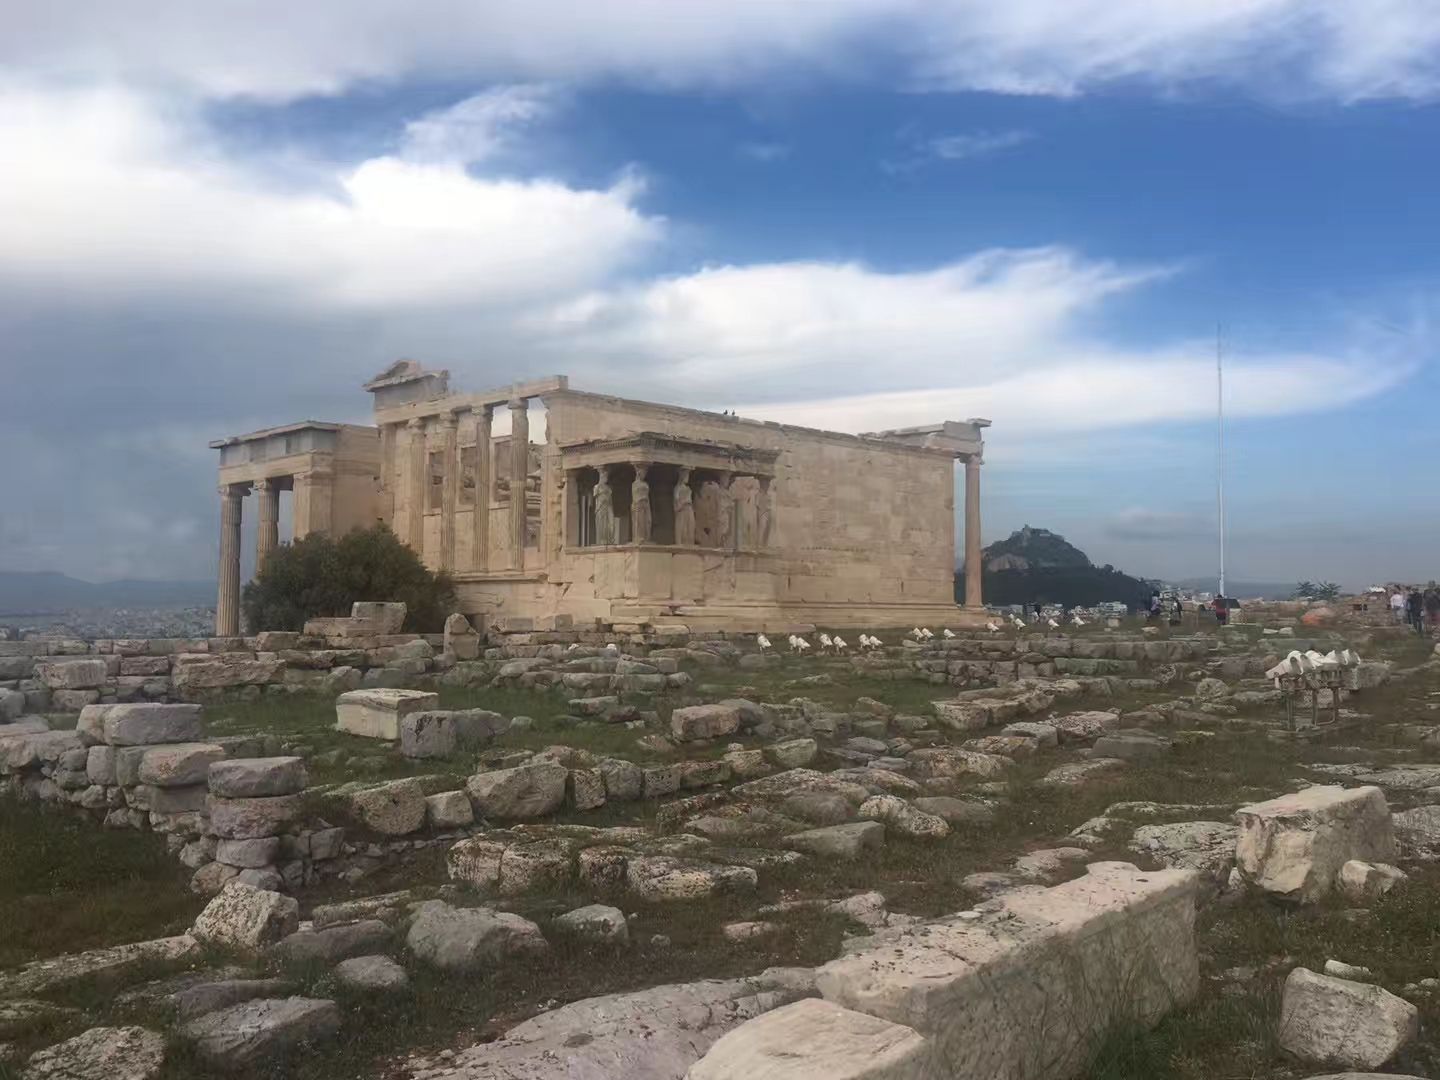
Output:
[6,615,1439,1079]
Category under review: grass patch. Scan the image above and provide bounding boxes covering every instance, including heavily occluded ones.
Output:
[0,797,202,966]
[151,894,850,1080]
[1081,872,1440,1079]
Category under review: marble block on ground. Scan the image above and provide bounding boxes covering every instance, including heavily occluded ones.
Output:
[334,688,439,741]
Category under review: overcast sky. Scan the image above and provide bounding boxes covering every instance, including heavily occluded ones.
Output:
[2,1,1438,590]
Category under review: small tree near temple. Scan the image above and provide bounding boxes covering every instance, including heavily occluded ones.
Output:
[241,524,456,633]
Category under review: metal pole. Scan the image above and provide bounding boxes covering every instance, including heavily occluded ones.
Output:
[1216,323,1227,598]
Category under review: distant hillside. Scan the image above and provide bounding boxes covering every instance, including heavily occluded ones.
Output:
[1172,577,1298,601]
[957,527,1156,610]
[0,571,213,614]
[981,526,1092,572]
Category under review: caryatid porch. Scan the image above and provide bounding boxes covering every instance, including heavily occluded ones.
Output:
[561,433,780,552]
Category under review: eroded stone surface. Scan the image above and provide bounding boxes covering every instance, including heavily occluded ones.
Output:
[1129,822,1238,889]
[192,883,300,951]
[687,997,935,1080]
[406,901,547,971]
[1278,967,1417,1069]
[25,1025,166,1080]
[1236,786,1395,902]
[180,997,342,1068]
[333,778,427,836]
[466,762,567,820]
[816,862,1199,1080]
[207,757,307,798]
[335,955,410,993]
[785,822,884,861]
[0,936,199,998]
[404,973,810,1080]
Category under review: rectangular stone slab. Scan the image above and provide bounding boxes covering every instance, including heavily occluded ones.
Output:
[815,862,1199,1080]
[334,688,439,740]
[688,997,937,1079]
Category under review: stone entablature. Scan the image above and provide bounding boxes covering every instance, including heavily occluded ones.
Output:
[211,363,991,633]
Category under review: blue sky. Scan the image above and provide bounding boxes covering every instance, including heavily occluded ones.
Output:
[1,1,1437,589]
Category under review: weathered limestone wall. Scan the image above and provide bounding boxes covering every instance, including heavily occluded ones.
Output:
[449,391,971,630]
[0,633,448,713]
[545,390,958,606]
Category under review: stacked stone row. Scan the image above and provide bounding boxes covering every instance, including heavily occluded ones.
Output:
[195,754,336,894]
[0,631,474,715]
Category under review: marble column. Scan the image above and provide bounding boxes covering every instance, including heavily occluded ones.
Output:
[379,422,397,522]
[406,418,427,556]
[964,455,983,608]
[215,485,243,636]
[472,405,493,571]
[254,477,279,574]
[440,410,460,570]
[508,398,529,569]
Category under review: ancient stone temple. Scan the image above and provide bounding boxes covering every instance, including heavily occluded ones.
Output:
[211,361,990,633]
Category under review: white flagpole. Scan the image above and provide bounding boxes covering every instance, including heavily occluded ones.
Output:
[1216,323,1227,598]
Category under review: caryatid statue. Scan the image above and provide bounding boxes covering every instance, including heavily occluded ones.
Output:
[756,477,773,547]
[593,466,617,546]
[716,476,736,550]
[673,468,696,545]
[631,464,652,544]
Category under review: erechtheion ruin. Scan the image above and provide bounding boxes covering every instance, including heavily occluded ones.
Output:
[212,361,989,633]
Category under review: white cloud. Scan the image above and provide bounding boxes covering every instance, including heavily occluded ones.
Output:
[3,0,1438,103]
[910,0,1440,102]
[883,126,1034,172]
[0,82,661,308]
[399,84,559,165]
[926,129,1033,161]
[530,252,1418,432]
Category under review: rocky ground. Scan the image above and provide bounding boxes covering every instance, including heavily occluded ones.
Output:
[4,617,1440,1079]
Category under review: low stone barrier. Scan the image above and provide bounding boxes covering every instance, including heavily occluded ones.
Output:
[0,621,1211,713]
[688,861,1200,1080]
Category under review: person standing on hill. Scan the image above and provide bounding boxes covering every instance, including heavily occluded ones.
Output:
[1392,587,1407,624]
[1426,585,1440,634]
[1407,588,1426,634]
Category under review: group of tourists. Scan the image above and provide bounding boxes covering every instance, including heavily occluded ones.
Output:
[1144,591,1232,626]
[1390,584,1440,635]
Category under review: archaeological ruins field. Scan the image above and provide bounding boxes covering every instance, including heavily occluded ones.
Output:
[4,607,1440,1079]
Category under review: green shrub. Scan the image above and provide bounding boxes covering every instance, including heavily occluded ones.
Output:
[241,524,456,633]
